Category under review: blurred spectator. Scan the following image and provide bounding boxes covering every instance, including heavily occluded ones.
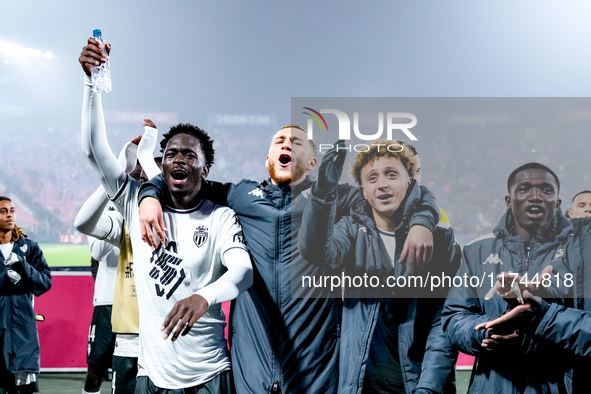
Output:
[0,196,52,394]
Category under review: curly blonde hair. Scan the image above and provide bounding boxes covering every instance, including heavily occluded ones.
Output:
[351,140,418,185]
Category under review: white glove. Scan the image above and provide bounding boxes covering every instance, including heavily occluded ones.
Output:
[5,252,22,285]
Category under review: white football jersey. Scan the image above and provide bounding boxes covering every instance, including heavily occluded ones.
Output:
[91,206,123,306]
[113,177,246,388]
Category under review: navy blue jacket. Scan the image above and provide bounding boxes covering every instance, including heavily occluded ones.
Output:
[528,216,591,392]
[298,181,459,394]
[0,236,51,376]
[140,175,438,393]
[442,210,572,393]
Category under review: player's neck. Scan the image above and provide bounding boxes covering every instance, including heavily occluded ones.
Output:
[0,230,12,244]
[167,187,202,210]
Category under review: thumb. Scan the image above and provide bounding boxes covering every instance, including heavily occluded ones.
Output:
[334,142,347,168]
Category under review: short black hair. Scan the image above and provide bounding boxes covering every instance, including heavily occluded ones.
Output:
[507,162,560,194]
[572,190,591,204]
[160,123,215,168]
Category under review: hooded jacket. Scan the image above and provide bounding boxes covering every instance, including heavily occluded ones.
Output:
[0,236,51,376]
[298,180,460,394]
[442,209,572,394]
[528,216,591,393]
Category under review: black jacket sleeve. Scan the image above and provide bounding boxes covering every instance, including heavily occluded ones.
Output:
[138,174,233,207]
[12,240,52,296]
[298,186,353,269]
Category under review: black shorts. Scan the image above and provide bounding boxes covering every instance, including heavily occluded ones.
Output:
[112,356,137,394]
[87,305,116,367]
[135,370,235,394]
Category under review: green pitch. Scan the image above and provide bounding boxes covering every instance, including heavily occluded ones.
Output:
[39,243,91,267]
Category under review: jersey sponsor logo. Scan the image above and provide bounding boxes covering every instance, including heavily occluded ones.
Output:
[193,226,209,248]
[125,261,134,278]
[301,189,310,199]
[483,253,503,265]
[233,233,246,245]
[234,215,241,226]
[554,248,564,259]
[20,244,27,253]
[149,241,186,299]
[248,188,265,198]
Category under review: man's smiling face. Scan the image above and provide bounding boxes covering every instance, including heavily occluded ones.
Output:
[360,156,412,221]
[162,133,208,205]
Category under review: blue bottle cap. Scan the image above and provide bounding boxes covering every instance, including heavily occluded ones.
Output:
[93,29,102,37]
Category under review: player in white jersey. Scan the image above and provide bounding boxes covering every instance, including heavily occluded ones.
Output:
[79,37,253,393]
[76,127,160,394]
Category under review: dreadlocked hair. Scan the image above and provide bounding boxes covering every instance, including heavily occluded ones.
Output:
[11,224,26,242]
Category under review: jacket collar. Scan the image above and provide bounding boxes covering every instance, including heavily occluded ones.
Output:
[493,208,572,250]
[13,236,26,248]
[260,175,315,196]
[0,236,26,264]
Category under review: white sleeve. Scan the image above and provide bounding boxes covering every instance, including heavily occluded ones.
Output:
[75,194,123,248]
[90,237,117,262]
[119,140,138,174]
[74,185,111,236]
[137,126,161,180]
[81,74,127,199]
[195,248,253,306]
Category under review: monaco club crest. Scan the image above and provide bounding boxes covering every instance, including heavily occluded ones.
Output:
[193,225,209,248]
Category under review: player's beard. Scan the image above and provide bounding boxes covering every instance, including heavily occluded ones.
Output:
[268,160,307,186]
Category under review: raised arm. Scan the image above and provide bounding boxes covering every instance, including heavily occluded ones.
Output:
[137,119,161,180]
[79,37,127,198]
[74,138,140,244]
[298,141,352,268]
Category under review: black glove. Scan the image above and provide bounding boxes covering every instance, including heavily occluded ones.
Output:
[314,140,346,195]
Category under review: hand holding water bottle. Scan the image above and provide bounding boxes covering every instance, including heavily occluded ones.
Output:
[79,30,112,93]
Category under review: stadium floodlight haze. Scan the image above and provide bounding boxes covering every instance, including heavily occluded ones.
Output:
[0,38,53,63]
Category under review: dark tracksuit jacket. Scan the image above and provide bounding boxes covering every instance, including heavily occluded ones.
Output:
[298,180,459,394]
[0,236,51,382]
[527,216,591,393]
[139,175,438,393]
[442,210,573,393]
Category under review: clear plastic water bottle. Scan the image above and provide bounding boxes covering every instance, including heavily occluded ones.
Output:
[91,29,112,93]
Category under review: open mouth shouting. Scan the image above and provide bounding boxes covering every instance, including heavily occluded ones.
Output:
[525,204,545,220]
[278,153,291,167]
[170,168,189,187]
